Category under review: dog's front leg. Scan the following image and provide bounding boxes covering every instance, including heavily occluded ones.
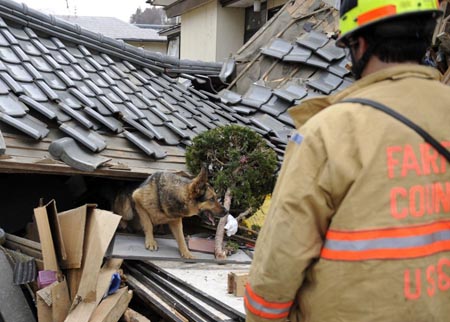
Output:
[168,219,194,259]
[133,202,158,251]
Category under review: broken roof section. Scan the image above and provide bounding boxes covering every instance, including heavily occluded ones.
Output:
[0,0,295,179]
[217,0,352,130]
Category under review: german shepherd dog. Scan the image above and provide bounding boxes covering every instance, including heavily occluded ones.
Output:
[113,167,226,259]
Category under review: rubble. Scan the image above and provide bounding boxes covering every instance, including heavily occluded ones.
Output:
[1,198,254,322]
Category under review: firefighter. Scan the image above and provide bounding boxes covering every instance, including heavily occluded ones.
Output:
[245,1,450,321]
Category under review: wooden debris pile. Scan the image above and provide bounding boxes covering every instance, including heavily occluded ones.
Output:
[2,200,137,322]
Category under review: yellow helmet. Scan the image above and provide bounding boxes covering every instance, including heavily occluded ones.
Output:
[337,0,442,47]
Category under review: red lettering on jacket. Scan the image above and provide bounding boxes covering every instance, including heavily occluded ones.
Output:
[404,257,450,300]
[387,146,402,178]
[386,142,449,179]
[391,187,408,219]
[390,182,450,219]
[420,144,440,176]
[402,145,422,177]
[409,185,425,217]
[404,268,421,300]
[426,265,436,297]
[435,183,450,214]
[437,258,450,291]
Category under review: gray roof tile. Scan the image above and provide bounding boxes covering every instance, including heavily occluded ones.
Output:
[92,96,117,115]
[0,93,29,117]
[261,38,293,59]
[7,63,33,82]
[316,40,346,62]
[328,57,351,77]
[122,116,156,140]
[0,72,23,94]
[30,39,49,54]
[23,62,42,79]
[84,107,123,133]
[0,46,20,63]
[241,83,272,108]
[51,50,70,65]
[41,72,67,90]
[282,44,312,63]
[124,101,146,118]
[18,39,41,56]
[0,28,18,45]
[55,70,75,87]
[273,82,308,102]
[219,89,241,104]
[296,30,329,51]
[8,26,29,41]
[55,89,81,108]
[21,83,48,101]
[172,111,196,129]
[0,113,47,139]
[59,103,94,129]
[59,49,78,64]
[68,88,95,107]
[35,80,58,100]
[83,79,103,96]
[19,95,56,119]
[307,70,343,94]
[123,130,166,159]
[0,78,9,94]
[260,96,291,116]
[0,31,10,46]
[59,122,106,152]
[305,54,330,69]
[43,54,62,70]
[30,55,53,72]
[49,137,110,172]
[11,45,29,62]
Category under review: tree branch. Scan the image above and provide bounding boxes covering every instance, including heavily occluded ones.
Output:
[215,188,232,259]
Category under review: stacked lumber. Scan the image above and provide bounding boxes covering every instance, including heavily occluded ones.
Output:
[5,200,133,322]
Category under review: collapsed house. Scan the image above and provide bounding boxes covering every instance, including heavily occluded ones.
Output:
[1,0,449,320]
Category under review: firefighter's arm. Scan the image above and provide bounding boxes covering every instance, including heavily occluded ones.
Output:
[245,128,334,322]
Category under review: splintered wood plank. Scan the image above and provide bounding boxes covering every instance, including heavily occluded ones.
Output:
[123,308,151,322]
[64,210,121,322]
[34,204,59,272]
[65,259,123,322]
[88,288,132,322]
[59,205,88,269]
[51,279,71,322]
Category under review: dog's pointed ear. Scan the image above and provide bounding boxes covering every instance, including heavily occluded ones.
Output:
[189,166,208,198]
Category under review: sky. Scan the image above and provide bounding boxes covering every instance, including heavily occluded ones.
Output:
[17,0,151,23]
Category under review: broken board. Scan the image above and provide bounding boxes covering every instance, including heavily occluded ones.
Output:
[107,234,252,264]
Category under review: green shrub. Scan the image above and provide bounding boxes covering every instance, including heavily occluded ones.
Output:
[186,125,278,213]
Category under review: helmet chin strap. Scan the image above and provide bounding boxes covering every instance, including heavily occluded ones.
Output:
[346,39,380,80]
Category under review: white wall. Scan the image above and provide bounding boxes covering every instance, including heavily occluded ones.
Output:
[216,6,244,62]
[181,0,218,62]
[180,0,245,62]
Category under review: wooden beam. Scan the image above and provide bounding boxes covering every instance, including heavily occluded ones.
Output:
[165,0,210,18]
[89,288,132,322]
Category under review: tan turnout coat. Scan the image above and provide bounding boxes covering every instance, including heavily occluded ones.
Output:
[245,65,450,322]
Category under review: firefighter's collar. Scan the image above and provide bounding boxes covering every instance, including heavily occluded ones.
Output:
[288,65,441,128]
